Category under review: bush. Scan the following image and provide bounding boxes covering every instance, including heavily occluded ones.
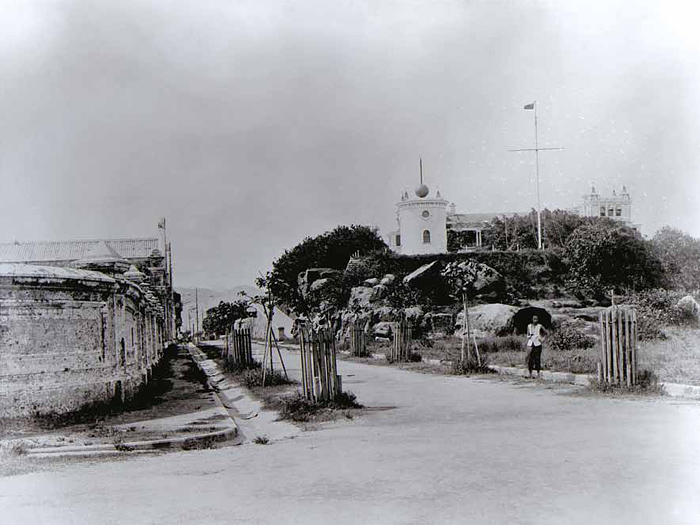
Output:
[477,335,523,353]
[547,324,595,351]
[449,354,494,375]
[279,391,363,422]
[620,289,699,340]
[241,368,293,388]
[588,369,665,396]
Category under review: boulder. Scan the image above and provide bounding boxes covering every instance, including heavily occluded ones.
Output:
[298,268,342,298]
[677,295,700,323]
[380,274,396,286]
[373,321,394,339]
[403,261,442,285]
[364,278,380,286]
[456,303,519,337]
[349,285,387,308]
[403,306,424,322]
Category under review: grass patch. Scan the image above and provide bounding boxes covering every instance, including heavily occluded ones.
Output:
[277,391,363,422]
[637,327,700,386]
[449,355,495,376]
[253,435,270,445]
[587,369,665,396]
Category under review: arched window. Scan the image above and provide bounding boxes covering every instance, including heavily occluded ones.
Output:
[422,229,431,244]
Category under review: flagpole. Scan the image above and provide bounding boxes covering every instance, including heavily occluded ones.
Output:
[534,102,542,250]
[508,102,563,251]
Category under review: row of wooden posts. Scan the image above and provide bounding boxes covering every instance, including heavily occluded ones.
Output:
[598,305,638,386]
[349,320,413,361]
[222,305,638,392]
[223,327,254,366]
[299,328,342,402]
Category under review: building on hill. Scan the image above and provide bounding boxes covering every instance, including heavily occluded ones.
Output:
[574,184,638,229]
[386,178,523,254]
[386,177,638,254]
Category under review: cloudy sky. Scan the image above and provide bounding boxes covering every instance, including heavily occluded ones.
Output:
[1,0,698,288]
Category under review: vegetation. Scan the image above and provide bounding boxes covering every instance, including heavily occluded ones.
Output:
[587,370,665,396]
[202,300,252,336]
[278,391,363,422]
[268,225,387,314]
[547,323,596,352]
[651,227,700,291]
[563,222,663,299]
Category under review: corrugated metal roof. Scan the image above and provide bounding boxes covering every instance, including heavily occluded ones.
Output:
[0,238,160,263]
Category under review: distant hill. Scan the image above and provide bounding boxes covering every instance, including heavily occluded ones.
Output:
[177,285,260,325]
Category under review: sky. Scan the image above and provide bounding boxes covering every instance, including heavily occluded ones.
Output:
[1,0,699,288]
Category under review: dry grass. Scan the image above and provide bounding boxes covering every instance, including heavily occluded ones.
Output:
[638,327,700,386]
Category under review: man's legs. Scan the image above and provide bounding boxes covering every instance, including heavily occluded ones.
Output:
[533,345,542,377]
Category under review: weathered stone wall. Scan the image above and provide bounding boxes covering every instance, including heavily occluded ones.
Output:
[0,264,165,418]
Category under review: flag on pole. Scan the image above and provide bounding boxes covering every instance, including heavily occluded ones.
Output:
[524,102,535,110]
[158,217,166,229]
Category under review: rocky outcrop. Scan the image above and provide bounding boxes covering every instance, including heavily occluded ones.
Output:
[677,295,700,324]
[456,303,519,337]
[297,268,342,299]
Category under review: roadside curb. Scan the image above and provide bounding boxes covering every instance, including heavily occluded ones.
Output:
[20,345,240,459]
[340,349,700,401]
[26,425,237,458]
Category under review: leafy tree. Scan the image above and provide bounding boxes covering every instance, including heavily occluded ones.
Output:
[563,223,663,299]
[651,227,700,290]
[202,300,252,336]
[269,225,387,313]
[481,209,617,251]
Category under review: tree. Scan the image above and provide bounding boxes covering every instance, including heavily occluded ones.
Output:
[441,260,499,364]
[481,209,617,251]
[269,224,387,313]
[202,300,251,336]
[651,227,700,290]
[563,223,663,299]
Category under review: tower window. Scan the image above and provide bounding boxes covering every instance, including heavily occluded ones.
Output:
[600,206,606,216]
[395,234,401,247]
[422,230,431,244]
[422,210,430,218]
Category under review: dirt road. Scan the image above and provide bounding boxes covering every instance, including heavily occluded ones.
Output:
[2,348,699,524]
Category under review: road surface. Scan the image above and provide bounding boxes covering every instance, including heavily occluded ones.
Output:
[2,347,699,524]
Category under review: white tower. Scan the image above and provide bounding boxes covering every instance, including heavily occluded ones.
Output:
[393,160,448,255]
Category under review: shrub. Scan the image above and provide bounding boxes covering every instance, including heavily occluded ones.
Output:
[620,289,699,340]
[241,368,292,388]
[279,391,362,422]
[588,369,665,396]
[449,354,494,375]
[547,324,595,351]
[477,335,523,353]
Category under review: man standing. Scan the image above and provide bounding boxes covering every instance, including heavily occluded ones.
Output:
[527,315,546,378]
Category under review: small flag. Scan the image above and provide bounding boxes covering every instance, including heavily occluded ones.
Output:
[524,102,535,110]
[158,217,166,229]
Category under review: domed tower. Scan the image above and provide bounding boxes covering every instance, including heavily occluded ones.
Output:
[394,159,448,255]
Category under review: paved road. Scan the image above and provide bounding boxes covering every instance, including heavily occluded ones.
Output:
[2,347,699,524]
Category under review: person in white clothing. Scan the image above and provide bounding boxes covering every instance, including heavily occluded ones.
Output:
[526,315,546,378]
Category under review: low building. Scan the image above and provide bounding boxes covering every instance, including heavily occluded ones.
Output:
[0,248,165,417]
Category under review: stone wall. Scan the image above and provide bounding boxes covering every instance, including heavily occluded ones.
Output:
[0,264,165,418]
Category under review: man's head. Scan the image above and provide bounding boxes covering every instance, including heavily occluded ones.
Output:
[532,315,539,324]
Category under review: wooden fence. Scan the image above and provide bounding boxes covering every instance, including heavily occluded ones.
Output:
[390,320,412,362]
[224,327,253,367]
[349,322,367,357]
[299,327,342,402]
[598,306,637,386]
